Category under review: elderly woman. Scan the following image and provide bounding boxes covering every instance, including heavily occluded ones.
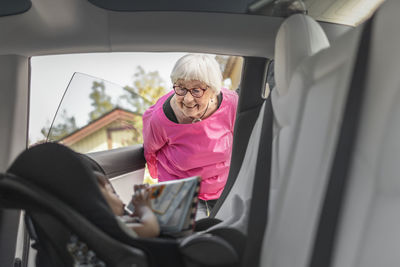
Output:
[142,54,238,219]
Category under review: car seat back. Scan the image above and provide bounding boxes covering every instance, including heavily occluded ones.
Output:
[213,14,330,237]
[329,2,400,266]
[260,2,395,267]
[0,172,147,267]
[270,14,330,213]
[261,20,363,267]
[1,143,245,267]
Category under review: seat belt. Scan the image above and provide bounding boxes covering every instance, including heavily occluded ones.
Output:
[241,91,274,267]
[309,16,375,267]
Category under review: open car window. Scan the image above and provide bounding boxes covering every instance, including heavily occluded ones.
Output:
[29,54,243,154]
[46,72,149,154]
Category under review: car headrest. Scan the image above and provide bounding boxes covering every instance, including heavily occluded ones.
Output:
[274,14,330,96]
[7,142,132,240]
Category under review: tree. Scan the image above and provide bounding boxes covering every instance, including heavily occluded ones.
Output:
[89,81,114,121]
[215,55,230,75]
[39,69,165,146]
[40,109,78,141]
[121,66,167,114]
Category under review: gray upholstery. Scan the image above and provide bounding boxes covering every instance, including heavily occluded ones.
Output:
[274,14,330,97]
[209,194,250,234]
[262,24,361,267]
[261,1,400,267]
[332,1,400,266]
[215,102,265,229]
[0,55,29,265]
[270,14,331,222]
[0,55,29,172]
[261,14,336,267]
[215,14,330,237]
[271,14,330,198]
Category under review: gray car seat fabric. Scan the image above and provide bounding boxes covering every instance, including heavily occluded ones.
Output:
[257,4,400,267]
[214,102,265,231]
[331,2,400,266]
[197,194,249,235]
[261,23,362,267]
[271,14,330,199]
[274,14,330,97]
[214,14,331,236]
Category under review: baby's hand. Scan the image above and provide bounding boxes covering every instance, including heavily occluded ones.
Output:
[132,184,151,209]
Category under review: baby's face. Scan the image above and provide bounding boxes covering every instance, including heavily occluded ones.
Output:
[95,172,124,216]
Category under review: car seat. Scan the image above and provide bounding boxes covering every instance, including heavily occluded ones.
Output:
[208,13,331,235]
[259,2,398,267]
[259,16,363,267]
[0,143,245,267]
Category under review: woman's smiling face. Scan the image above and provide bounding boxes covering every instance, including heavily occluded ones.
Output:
[174,79,215,118]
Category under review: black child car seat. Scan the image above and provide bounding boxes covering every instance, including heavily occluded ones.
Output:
[0,143,245,267]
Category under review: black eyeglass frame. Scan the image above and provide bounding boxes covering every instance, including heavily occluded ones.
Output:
[173,85,208,98]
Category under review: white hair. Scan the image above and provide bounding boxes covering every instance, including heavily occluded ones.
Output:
[170,54,223,94]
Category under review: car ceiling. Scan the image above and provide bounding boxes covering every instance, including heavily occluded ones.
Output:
[85,0,383,26]
[0,0,382,58]
[0,0,283,58]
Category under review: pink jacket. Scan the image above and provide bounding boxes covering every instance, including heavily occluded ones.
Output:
[143,88,238,200]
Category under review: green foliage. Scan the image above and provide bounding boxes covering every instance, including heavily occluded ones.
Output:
[215,55,230,75]
[89,81,114,121]
[41,67,166,147]
[41,109,78,141]
[121,66,167,114]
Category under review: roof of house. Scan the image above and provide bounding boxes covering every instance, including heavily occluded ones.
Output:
[60,108,140,146]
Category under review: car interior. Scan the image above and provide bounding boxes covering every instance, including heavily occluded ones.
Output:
[0,0,397,266]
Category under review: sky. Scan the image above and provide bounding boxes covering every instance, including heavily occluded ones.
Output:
[29,52,188,142]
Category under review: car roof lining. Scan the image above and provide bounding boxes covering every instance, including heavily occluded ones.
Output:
[0,0,352,59]
[0,0,283,58]
[87,0,384,27]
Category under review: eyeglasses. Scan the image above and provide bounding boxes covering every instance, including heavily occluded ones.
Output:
[173,85,207,98]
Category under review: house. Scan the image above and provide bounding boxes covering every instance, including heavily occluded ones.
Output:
[60,108,143,154]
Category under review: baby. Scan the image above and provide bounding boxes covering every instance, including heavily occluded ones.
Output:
[94,171,160,238]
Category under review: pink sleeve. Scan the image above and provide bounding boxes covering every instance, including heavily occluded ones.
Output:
[142,106,167,179]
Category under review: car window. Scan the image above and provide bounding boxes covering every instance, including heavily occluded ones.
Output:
[45,72,148,152]
[29,53,243,153]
